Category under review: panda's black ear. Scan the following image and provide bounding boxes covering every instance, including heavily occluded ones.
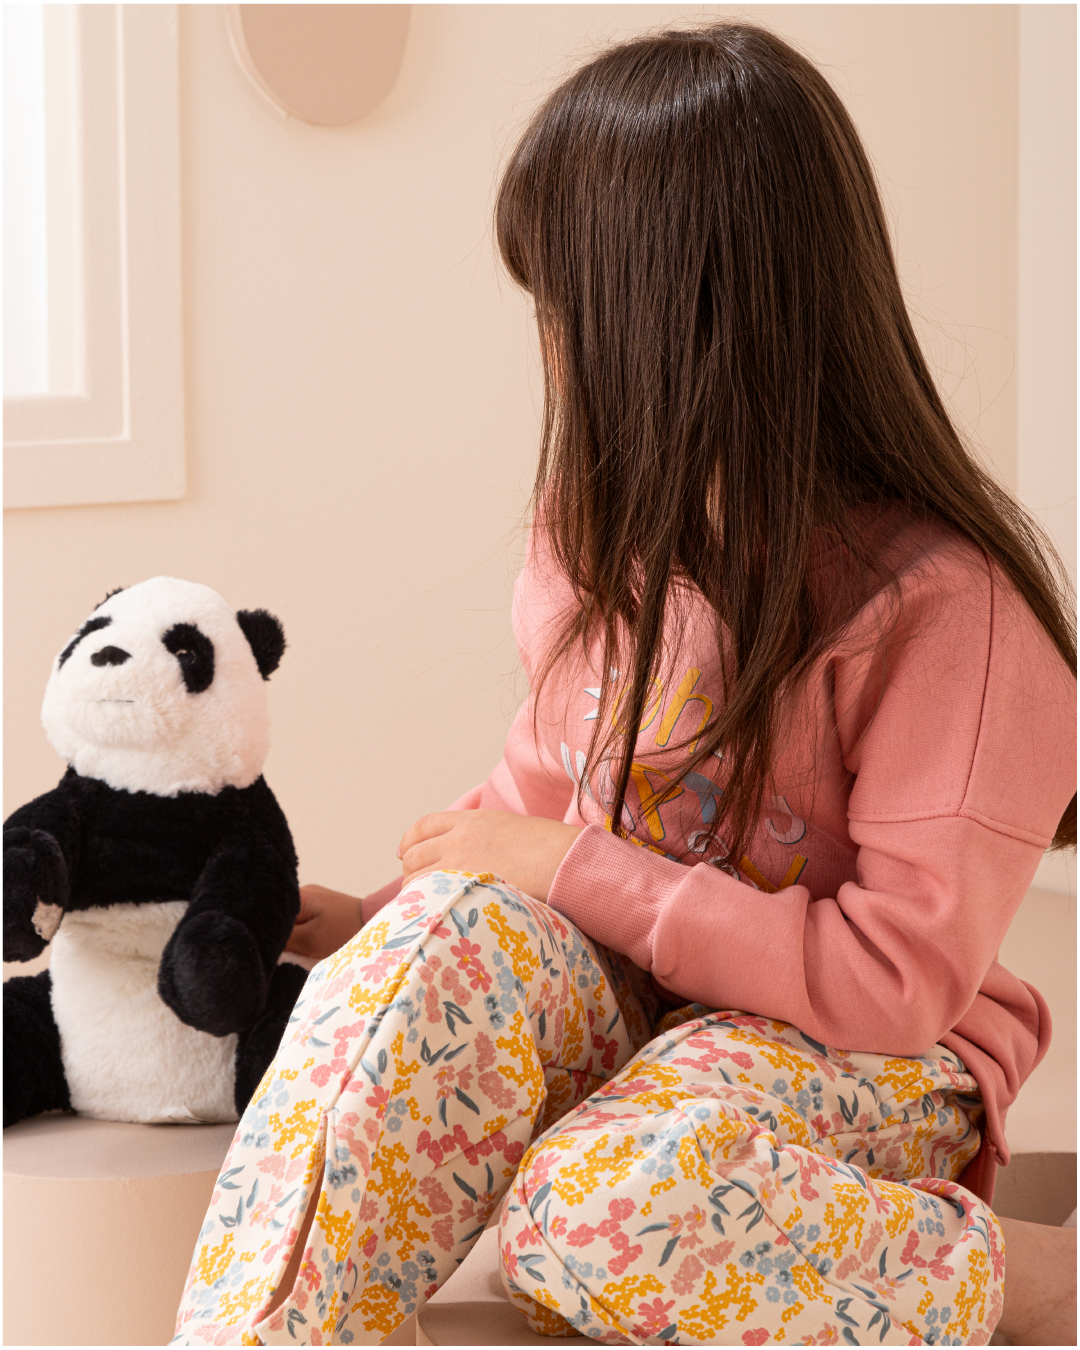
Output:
[236,609,286,680]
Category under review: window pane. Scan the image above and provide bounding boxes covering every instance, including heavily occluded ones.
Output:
[4,4,82,399]
[4,4,49,396]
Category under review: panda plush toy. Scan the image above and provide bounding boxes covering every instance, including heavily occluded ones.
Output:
[3,577,308,1129]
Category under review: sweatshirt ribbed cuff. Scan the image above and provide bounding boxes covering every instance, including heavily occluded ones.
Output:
[547,824,691,969]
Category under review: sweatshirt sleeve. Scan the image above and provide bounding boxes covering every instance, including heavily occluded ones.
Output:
[547,554,1075,1059]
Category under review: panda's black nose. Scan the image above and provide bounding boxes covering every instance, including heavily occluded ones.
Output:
[91,645,131,667]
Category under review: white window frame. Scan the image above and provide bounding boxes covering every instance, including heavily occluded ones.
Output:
[4,5,184,509]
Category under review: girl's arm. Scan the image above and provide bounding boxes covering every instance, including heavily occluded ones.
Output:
[545,557,1075,1062]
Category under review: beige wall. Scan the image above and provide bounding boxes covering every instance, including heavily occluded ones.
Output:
[3,6,1072,1147]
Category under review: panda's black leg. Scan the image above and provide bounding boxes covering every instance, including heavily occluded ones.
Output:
[233,960,310,1116]
[4,970,71,1128]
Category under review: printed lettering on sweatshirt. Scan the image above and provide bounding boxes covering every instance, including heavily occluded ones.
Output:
[562,666,809,893]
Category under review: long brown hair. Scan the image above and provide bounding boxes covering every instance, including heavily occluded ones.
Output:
[495,22,1076,859]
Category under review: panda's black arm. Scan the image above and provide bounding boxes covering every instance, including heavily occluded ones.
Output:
[3,780,82,963]
[157,829,300,1038]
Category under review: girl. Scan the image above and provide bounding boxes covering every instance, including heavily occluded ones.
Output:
[175,23,1075,1347]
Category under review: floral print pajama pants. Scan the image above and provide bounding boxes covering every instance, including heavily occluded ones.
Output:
[173,871,1004,1347]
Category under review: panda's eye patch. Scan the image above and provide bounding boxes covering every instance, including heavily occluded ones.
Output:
[163,623,215,694]
[58,615,112,669]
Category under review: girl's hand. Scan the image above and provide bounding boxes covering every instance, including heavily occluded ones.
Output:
[398,810,582,902]
[285,884,365,962]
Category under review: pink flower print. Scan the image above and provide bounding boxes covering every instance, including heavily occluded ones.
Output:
[525,1151,562,1191]
[899,1232,956,1281]
[435,1064,459,1101]
[608,1197,636,1222]
[333,1020,364,1057]
[432,1214,456,1251]
[549,1215,567,1237]
[516,1223,543,1249]
[457,1186,497,1229]
[451,938,492,993]
[606,1230,642,1275]
[311,1063,332,1088]
[586,1008,620,1070]
[860,1269,906,1302]
[751,1170,781,1208]
[262,1223,299,1268]
[258,1154,286,1179]
[672,1039,754,1075]
[502,1243,520,1282]
[399,904,424,920]
[666,1212,685,1237]
[366,1085,391,1119]
[635,1297,676,1336]
[415,1123,472,1168]
[670,1252,705,1297]
[300,1254,322,1291]
[801,1327,841,1345]
[565,1224,597,1248]
[700,1239,734,1267]
[741,1330,770,1346]
[359,951,397,984]
[682,1205,707,1248]
[611,1076,658,1096]
[440,962,474,1007]
[321,970,357,999]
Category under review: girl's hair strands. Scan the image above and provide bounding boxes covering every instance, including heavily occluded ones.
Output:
[495,23,1076,862]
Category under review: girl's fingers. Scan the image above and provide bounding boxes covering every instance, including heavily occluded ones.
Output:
[295,887,322,924]
[288,887,366,960]
[285,924,319,957]
[397,812,457,859]
[400,837,448,877]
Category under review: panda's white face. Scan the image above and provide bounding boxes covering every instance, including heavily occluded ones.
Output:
[41,577,274,797]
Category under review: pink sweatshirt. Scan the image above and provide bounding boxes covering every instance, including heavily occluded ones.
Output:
[371,522,1075,1200]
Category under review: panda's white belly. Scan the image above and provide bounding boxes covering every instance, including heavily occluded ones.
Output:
[49,900,239,1124]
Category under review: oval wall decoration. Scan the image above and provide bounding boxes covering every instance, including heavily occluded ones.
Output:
[226,5,410,126]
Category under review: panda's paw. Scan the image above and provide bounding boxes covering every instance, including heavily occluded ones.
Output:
[158,910,270,1036]
[3,828,69,962]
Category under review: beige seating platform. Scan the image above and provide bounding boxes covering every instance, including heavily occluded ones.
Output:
[4,1113,236,1346]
